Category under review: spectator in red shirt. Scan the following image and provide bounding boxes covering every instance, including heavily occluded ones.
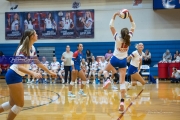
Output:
[0,64,10,75]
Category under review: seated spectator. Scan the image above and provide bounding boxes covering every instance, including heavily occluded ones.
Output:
[0,64,10,75]
[86,49,93,67]
[143,49,151,66]
[87,56,98,84]
[163,49,172,62]
[27,62,39,84]
[58,62,65,83]
[173,50,179,60]
[105,49,113,61]
[171,67,180,83]
[38,56,49,84]
[175,53,180,61]
[50,57,60,84]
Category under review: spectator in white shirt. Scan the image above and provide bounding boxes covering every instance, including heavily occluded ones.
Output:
[163,49,172,62]
[143,49,151,66]
[171,67,180,83]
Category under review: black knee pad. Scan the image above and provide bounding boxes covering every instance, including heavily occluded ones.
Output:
[113,73,119,82]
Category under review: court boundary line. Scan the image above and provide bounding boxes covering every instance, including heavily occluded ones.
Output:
[117,89,144,120]
[0,89,60,115]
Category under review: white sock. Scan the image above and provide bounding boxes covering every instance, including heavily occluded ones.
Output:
[137,81,142,86]
[32,79,34,82]
[28,79,30,82]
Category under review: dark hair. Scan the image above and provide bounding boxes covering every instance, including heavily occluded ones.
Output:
[26,12,32,24]
[86,49,91,56]
[14,29,35,56]
[121,28,130,46]
[0,51,4,56]
[77,43,82,49]
[175,50,179,54]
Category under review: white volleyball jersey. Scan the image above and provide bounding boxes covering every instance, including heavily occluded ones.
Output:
[24,20,33,29]
[31,63,38,71]
[60,62,64,70]
[44,18,52,29]
[130,50,145,67]
[11,20,19,31]
[41,61,49,68]
[10,45,36,76]
[113,32,133,60]
[62,18,72,30]
[99,61,108,70]
[51,61,60,70]
[84,18,92,29]
[81,62,88,70]
[91,61,98,70]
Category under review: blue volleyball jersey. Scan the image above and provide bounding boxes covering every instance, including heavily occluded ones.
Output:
[73,50,83,66]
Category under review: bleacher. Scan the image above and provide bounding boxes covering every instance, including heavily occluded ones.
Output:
[0,40,180,77]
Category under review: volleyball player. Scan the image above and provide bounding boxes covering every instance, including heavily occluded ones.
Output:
[88,56,98,84]
[27,62,38,84]
[60,12,74,30]
[68,43,87,97]
[126,43,146,89]
[58,61,65,84]
[103,11,136,112]
[0,29,56,120]
[50,57,60,84]
[38,56,49,84]
[81,11,93,29]
[97,56,108,82]
[24,12,34,30]
[8,13,19,31]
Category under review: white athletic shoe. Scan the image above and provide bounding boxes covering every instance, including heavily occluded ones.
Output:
[112,86,118,90]
[30,80,35,84]
[78,90,87,96]
[68,92,76,98]
[27,81,31,84]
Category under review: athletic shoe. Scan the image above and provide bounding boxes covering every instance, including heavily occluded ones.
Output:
[119,102,125,113]
[78,90,87,96]
[30,80,34,84]
[27,81,31,84]
[36,80,39,84]
[43,80,47,84]
[53,81,56,84]
[103,79,111,89]
[68,92,76,98]
[112,86,118,90]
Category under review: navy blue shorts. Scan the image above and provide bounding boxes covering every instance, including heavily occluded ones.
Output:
[5,69,22,85]
[71,65,81,71]
[127,65,138,75]
[110,56,127,68]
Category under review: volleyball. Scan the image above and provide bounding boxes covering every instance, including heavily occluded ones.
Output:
[58,12,63,16]
[119,9,129,19]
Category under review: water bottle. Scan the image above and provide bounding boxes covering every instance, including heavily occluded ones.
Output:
[95,78,99,84]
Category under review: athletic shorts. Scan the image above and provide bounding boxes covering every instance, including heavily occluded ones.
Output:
[72,65,81,71]
[110,56,127,68]
[127,65,138,75]
[5,69,22,85]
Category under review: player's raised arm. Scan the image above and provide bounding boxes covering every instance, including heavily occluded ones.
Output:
[128,13,136,33]
[109,12,119,36]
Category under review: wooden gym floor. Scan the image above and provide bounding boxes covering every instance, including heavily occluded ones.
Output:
[0,80,180,120]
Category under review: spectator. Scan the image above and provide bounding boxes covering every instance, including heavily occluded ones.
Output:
[0,64,10,75]
[163,49,172,62]
[171,67,180,83]
[174,50,179,60]
[105,49,113,61]
[0,51,4,56]
[175,53,180,62]
[61,45,73,84]
[143,49,151,66]
[86,49,93,67]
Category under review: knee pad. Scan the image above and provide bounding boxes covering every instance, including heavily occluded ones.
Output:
[11,105,22,115]
[120,83,126,90]
[2,102,12,111]
[70,81,75,86]
[82,81,86,85]
[113,73,119,82]
[103,71,108,75]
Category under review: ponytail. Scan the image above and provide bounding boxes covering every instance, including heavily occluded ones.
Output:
[20,36,30,56]
[121,28,130,46]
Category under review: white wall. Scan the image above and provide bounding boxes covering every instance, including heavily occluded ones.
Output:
[0,0,180,44]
